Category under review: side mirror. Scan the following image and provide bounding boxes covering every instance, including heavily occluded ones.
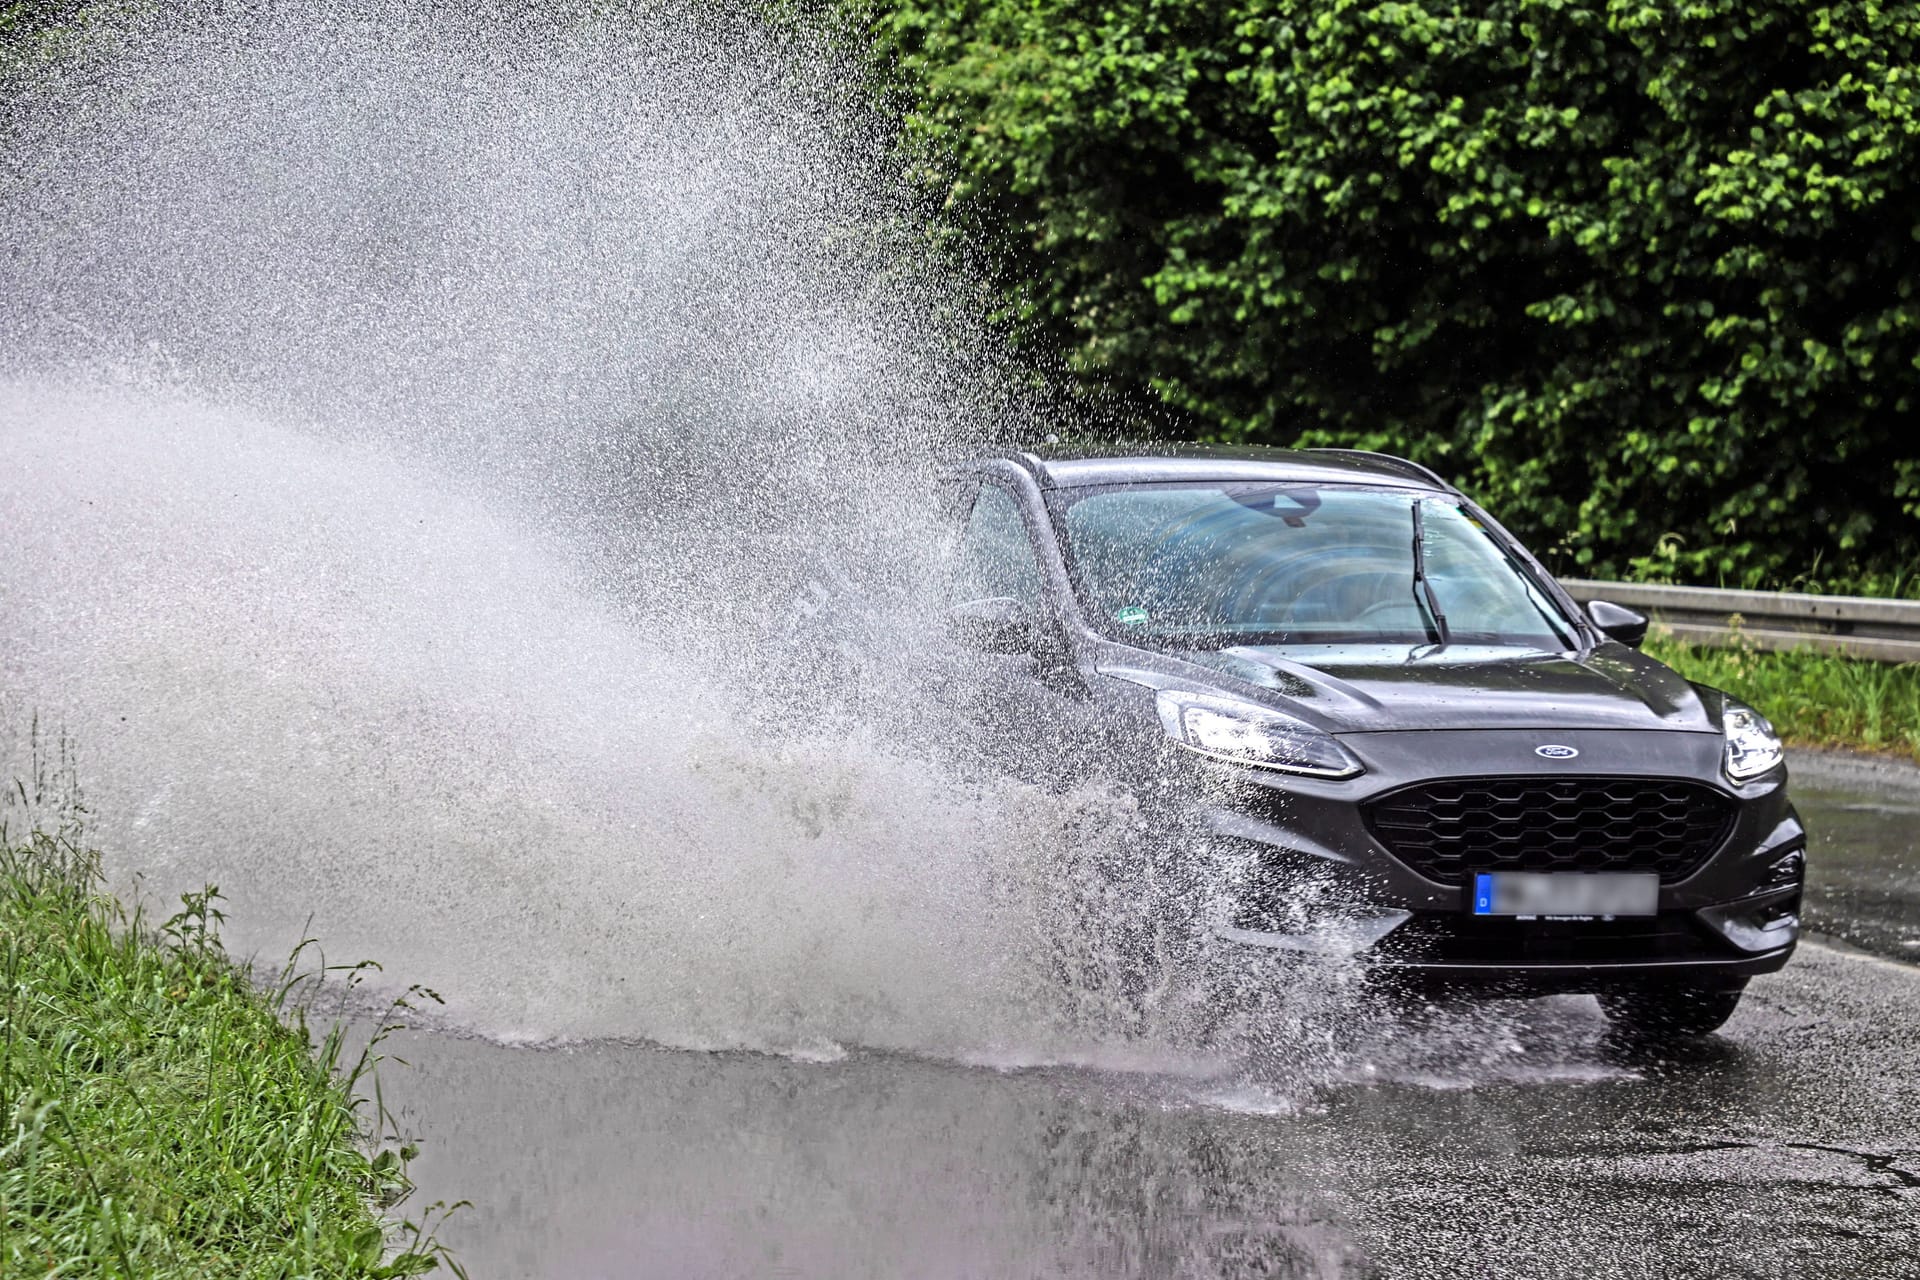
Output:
[948,596,1035,655]
[1587,599,1649,649]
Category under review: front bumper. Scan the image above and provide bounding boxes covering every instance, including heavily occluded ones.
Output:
[1356,899,1798,996]
[1199,728,1805,992]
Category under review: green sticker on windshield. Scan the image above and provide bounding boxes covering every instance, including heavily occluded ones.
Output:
[1114,605,1150,626]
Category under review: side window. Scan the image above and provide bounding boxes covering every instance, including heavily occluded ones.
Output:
[953,484,1043,607]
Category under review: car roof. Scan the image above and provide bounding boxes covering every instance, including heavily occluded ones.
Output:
[964,444,1453,492]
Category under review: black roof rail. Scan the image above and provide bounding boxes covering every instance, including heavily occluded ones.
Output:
[1304,447,1453,491]
[936,451,1052,487]
[995,450,1052,487]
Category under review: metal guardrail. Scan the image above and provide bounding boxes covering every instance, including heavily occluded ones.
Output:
[1561,580,1920,663]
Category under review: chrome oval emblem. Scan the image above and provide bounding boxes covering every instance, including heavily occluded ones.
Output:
[1535,744,1580,760]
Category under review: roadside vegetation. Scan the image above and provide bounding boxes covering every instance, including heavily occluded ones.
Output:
[1645,631,1920,762]
[0,748,461,1277]
[836,0,1920,586]
[1621,550,1920,601]
[1622,562,1920,760]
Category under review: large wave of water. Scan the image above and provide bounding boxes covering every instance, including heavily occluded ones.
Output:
[0,1,1240,1060]
[0,3,1651,1109]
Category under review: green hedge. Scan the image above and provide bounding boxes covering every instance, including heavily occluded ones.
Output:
[850,0,1920,582]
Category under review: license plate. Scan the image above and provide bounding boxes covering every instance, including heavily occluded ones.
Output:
[1471,871,1659,919]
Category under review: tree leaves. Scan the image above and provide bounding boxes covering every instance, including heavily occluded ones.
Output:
[857,0,1920,581]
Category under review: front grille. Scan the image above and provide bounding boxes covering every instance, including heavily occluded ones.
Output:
[1363,776,1736,885]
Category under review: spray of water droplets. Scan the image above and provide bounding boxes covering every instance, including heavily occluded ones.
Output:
[0,2,1561,1095]
[0,1,1221,1059]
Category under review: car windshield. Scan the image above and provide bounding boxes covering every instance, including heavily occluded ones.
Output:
[1052,482,1579,650]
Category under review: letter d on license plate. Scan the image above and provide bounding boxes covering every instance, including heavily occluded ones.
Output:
[1472,871,1659,918]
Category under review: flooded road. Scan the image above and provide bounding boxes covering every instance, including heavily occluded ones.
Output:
[367,753,1920,1279]
[6,12,1910,1275]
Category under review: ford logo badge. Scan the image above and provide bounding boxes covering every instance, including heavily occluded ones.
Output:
[1535,744,1580,760]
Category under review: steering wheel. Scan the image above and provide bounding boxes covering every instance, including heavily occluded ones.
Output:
[1279,571,1408,627]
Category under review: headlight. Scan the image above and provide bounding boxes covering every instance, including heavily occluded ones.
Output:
[1155,691,1363,779]
[1722,699,1783,781]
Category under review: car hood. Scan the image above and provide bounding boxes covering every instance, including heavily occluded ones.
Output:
[1170,642,1718,734]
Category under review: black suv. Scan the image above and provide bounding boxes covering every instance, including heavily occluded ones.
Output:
[934,445,1804,1040]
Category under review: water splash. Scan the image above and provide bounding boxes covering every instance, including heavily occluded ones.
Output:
[0,2,1213,1060]
[0,5,1648,1103]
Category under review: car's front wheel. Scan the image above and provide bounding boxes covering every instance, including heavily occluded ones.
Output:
[1597,979,1747,1041]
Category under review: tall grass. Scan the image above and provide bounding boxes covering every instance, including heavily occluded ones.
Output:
[0,734,463,1277]
[1643,631,1920,762]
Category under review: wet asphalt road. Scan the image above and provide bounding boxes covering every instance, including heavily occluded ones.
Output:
[1795,751,1920,961]
[371,752,1920,1279]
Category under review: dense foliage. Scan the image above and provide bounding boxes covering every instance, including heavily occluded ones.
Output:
[0,1,98,56]
[849,0,1920,582]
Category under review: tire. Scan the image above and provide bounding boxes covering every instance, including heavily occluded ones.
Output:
[1597,980,1746,1041]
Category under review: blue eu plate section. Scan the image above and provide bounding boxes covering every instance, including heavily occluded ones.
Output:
[1473,872,1495,916]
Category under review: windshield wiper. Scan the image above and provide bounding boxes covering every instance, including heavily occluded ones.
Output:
[1410,500,1452,646]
